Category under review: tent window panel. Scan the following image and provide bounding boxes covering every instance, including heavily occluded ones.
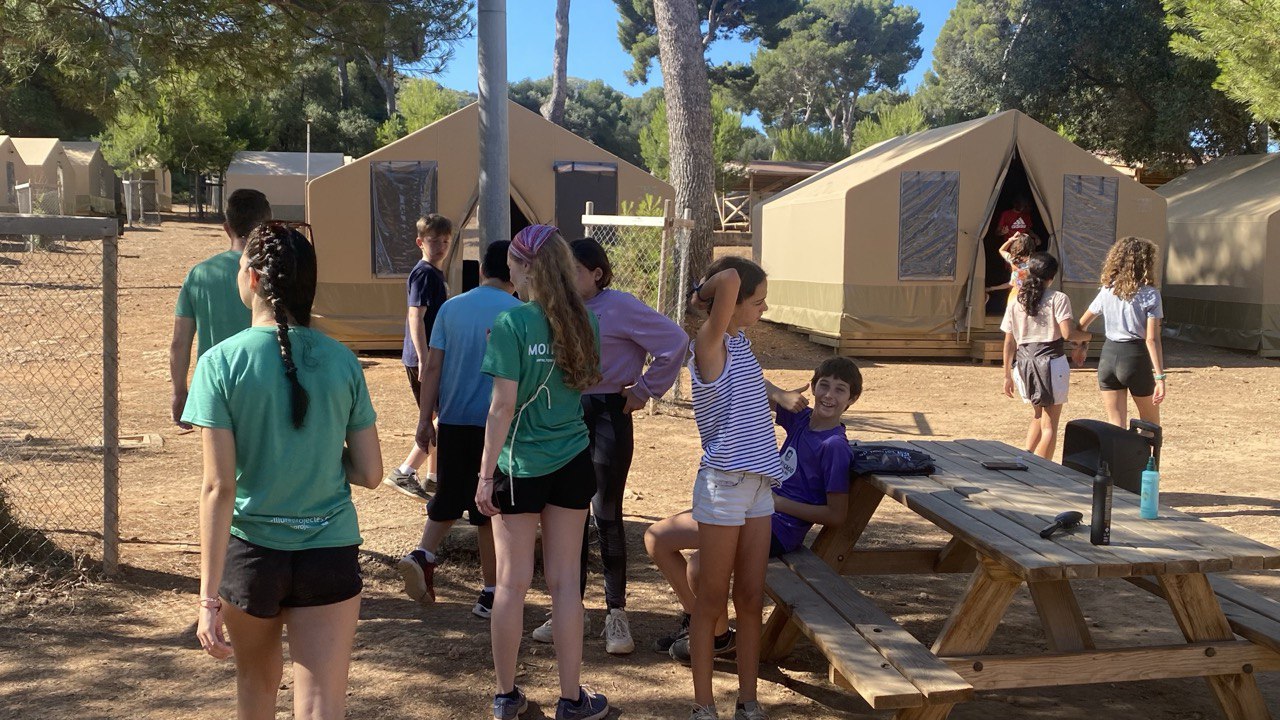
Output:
[370,160,439,277]
[554,161,617,242]
[5,162,14,204]
[1060,174,1118,283]
[899,170,959,280]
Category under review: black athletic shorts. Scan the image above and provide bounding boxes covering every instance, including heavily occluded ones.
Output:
[428,423,489,526]
[492,450,595,515]
[219,535,362,618]
[405,365,422,405]
[1097,339,1155,397]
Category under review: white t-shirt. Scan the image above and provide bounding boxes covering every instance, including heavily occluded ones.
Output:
[1001,290,1073,344]
[1087,285,1163,342]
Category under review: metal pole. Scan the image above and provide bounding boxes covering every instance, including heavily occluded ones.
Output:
[305,119,312,188]
[102,232,120,575]
[478,0,510,252]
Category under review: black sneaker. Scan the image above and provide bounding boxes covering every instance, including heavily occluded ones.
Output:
[669,628,736,665]
[473,589,495,619]
[653,613,690,653]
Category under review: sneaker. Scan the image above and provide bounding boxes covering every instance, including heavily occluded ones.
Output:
[531,613,589,643]
[421,473,438,494]
[555,686,609,720]
[396,550,436,604]
[690,705,719,720]
[602,608,635,655]
[653,613,690,653]
[383,468,430,502]
[492,687,528,720]
[473,589,494,619]
[734,702,767,720]
[670,628,736,665]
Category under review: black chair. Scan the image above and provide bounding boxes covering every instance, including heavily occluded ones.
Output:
[1061,419,1161,494]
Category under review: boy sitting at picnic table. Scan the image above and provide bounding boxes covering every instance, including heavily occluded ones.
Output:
[644,357,862,662]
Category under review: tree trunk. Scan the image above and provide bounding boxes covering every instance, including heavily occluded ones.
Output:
[654,0,717,282]
[543,0,570,126]
[337,56,350,110]
[366,52,398,118]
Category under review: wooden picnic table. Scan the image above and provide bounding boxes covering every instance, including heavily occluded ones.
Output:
[761,438,1280,719]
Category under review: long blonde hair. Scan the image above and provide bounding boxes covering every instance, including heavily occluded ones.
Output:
[524,233,601,391]
[1100,236,1158,301]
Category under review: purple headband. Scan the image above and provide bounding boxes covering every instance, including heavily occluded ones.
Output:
[510,224,560,263]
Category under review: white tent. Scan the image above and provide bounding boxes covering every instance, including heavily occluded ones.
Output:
[226,151,347,221]
[10,138,72,214]
[62,142,118,215]
[0,135,27,213]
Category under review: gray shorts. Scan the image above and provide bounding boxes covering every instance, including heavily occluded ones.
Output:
[691,466,775,527]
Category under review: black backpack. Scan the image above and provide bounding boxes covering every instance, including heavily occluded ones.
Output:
[849,443,935,476]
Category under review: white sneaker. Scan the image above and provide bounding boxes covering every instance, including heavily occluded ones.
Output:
[531,616,555,643]
[603,608,635,655]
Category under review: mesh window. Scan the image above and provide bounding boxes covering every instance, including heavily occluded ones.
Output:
[370,161,438,276]
[1060,174,1118,283]
[5,162,14,204]
[898,171,959,280]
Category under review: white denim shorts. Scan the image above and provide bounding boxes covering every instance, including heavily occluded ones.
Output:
[691,466,775,527]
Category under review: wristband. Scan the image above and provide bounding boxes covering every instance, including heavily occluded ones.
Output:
[199,597,222,609]
[1154,373,1167,380]
[691,281,707,301]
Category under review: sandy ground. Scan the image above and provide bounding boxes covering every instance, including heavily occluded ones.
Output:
[2,217,1280,719]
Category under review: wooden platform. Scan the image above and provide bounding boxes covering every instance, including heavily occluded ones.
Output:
[795,325,1102,363]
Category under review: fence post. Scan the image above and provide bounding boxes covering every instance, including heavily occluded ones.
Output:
[102,232,120,575]
[585,200,594,217]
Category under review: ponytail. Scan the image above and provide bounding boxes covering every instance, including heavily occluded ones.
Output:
[1018,252,1059,316]
[245,223,318,429]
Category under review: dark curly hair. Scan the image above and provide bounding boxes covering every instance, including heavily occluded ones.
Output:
[1018,252,1059,316]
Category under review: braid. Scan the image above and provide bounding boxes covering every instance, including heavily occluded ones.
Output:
[1018,252,1059,318]
[253,227,310,429]
[1018,275,1046,315]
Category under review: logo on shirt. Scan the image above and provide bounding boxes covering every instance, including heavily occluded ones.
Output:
[528,342,549,355]
[779,446,798,482]
[1011,218,1027,230]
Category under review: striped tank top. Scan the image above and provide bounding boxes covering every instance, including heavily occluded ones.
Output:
[689,332,785,483]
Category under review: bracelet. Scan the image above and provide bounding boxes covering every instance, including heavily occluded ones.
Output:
[691,282,706,301]
[1154,373,1167,380]
[199,597,222,609]
[478,475,494,483]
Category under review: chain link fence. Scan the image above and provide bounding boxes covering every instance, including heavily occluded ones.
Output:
[0,216,119,571]
[584,202,693,405]
[16,182,64,216]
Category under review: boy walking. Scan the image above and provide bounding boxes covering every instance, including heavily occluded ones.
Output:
[384,214,453,500]
[169,188,271,427]
[397,241,521,616]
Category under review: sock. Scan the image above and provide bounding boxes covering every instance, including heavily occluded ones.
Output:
[497,688,520,700]
[424,472,437,482]
[397,463,414,476]
[483,586,496,594]
[560,689,583,705]
[414,548,437,564]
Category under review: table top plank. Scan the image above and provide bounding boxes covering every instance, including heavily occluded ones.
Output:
[957,439,1280,571]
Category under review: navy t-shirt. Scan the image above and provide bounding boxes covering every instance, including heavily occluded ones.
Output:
[401,260,448,367]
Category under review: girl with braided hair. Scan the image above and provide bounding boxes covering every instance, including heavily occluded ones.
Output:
[474,225,609,720]
[184,222,383,719]
[1001,252,1092,459]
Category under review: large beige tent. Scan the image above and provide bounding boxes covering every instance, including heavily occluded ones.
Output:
[307,100,673,347]
[757,110,1167,357]
[62,142,117,215]
[0,135,28,213]
[1158,154,1280,357]
[10,138,73,215]
[226,151,347,221]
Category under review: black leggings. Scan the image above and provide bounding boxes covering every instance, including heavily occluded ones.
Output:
[578,393,634,610]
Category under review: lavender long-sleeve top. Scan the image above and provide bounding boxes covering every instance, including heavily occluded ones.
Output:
[583,288,688,400]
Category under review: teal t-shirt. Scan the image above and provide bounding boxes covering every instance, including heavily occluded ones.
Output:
[481,302,599,477]
[181,326,377,550]
[175,250,252,357]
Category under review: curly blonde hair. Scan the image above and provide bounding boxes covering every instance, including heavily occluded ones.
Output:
[524,233,602,391]
[1100,236,1158,301]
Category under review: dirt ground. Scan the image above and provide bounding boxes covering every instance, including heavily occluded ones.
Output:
[3,217,1280,719]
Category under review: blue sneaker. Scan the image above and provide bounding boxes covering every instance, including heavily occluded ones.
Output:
[555,686,609,720]
[493,687,528,720]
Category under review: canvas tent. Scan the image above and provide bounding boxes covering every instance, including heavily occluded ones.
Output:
[226,151,347,221]
[121,162,173,218]
[0,135,27,213]
[62,142,117,215]
[307,100,673,347]
[756,110,1167,357]
[1158,154,1280,357]
[10,138,73,215]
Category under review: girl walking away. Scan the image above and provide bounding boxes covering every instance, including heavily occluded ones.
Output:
[985,231,1038,315]
[475,225,609,720]
[1001,252,1092,460]
[1075,236,1166,427]
[686,256,806,720]
[186,223,384,719]
[526,238,686,654]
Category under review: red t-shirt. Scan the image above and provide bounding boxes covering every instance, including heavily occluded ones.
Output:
[999,209,1031,238]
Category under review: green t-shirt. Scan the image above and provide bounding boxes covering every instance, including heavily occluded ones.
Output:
[175,250,252,358]
[481,302,599,477]
[181,326,377,550]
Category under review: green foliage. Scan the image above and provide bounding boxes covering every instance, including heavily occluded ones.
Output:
[850,98,927,153]
[1166,0,1280,122]
[640,91,756,187]
[375,115,409,148]
[620,193,667,217]
[510,77,644,166]
[399,78,470,132]
[770,126,848,162]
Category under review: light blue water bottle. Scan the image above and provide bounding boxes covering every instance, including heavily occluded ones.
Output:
[1140,457,1160,519]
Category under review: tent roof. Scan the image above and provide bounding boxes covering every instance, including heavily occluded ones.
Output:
[1157,154,1280,222]
[10,137,64,166]
[62,141,103,166]
[228,151,347,177]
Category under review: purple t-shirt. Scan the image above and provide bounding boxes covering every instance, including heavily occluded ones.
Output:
[771,406,852,553]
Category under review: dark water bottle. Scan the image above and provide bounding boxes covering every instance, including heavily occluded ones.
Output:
[1091,461,1113,545]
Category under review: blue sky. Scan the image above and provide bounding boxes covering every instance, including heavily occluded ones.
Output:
[437,1,955,101]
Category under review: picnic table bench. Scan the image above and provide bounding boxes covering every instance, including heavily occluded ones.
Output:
[761,439,1280,719]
